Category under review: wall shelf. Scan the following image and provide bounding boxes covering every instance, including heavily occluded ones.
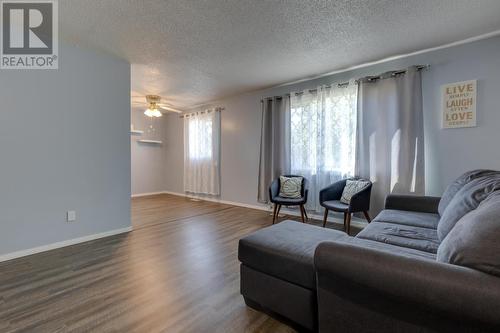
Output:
[138,139,162,144]
[130,130,144,135]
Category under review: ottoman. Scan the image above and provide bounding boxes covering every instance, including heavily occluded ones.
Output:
[238,220,347,331]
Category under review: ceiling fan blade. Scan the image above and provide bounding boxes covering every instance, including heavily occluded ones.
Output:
[159,105,183,113]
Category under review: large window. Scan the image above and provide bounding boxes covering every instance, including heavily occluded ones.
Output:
[188,116,213,160]
[184,110,221,195]
[290,84,357,210]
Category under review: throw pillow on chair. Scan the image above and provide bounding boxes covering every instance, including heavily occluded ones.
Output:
[341,179,371,204]
[279,176,303,198]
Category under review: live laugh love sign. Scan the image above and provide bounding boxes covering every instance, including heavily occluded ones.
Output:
[442,80,477,129]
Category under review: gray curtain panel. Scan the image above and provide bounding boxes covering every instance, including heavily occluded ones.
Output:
[257,96,291,203]
[355,66,425,215]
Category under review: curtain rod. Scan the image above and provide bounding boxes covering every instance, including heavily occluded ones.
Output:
[179,107,224,118]
[261,64,429,101]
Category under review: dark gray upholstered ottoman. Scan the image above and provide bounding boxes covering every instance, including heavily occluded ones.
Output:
[238,221,347,331]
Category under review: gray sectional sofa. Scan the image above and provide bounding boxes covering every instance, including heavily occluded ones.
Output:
[238,170,500,332]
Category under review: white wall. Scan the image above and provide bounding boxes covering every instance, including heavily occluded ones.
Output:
[163,36,500,206]
[131,108,168,195]
[0,42,131,257]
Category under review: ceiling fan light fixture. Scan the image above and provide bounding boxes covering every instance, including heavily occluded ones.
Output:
[152,109,162,117]
[144,107,163,118]
[141,95,176,117]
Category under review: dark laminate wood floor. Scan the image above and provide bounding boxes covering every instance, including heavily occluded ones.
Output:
[0,194,357,333]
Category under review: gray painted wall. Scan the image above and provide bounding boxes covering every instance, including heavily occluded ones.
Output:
[0,43,131,256]
[131,109,168,195]
[163,36,500,206]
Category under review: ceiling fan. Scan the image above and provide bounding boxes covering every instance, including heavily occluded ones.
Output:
[131,94,183,117]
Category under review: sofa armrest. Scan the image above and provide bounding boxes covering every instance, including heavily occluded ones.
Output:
[384,194,440,214]
[314,241,500,327]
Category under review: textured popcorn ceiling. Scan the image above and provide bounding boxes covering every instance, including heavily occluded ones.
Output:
[60,1,500,108]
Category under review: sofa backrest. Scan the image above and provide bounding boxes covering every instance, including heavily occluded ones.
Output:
[437,171,500,241]
[437,190,500,277]
[438,169,500,216]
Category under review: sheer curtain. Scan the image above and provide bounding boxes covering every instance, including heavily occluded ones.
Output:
[184,109,221,195]
[356,66,424,215]
[290,83,357,211]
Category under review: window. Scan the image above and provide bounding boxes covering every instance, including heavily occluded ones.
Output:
[188,116,213,160]
[184,110,221,195]
[290,84,357,210]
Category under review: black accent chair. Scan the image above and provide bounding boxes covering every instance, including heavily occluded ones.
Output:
[319,178,372,234]
[269,175,309,224]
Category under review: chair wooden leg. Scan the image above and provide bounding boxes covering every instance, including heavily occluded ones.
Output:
[276,204,282,219]
[272,204,278,224]
[299,205,305,223]
[322,209,329,227]
[346,213,352,235]
[303,207,309,222]
[363,211,371,223]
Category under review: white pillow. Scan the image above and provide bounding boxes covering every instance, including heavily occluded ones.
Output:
[340,179,370,204]
[279,176,303,198]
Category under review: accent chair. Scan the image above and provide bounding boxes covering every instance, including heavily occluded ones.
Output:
[269,175,309,224]
[319,178,372,234]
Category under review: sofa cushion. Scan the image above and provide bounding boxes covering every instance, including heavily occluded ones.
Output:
[437,172,500,241]
[339,237,436,260]
[356,222,440,253]
[374,209,440,229]
[438,169,500,216]
[437,191,500,277]
[238,220,347,289]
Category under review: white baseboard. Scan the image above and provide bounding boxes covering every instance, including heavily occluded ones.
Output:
[160,190,364,226]
[163,190,270,211]
[131,191,166,198]
[0,226,133,263]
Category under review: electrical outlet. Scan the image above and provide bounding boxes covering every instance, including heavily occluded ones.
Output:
[67,210,76,222]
